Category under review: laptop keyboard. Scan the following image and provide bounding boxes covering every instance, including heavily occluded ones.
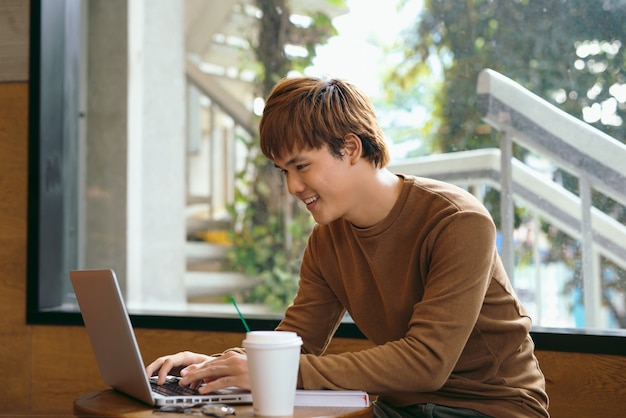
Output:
[150,376,199,396]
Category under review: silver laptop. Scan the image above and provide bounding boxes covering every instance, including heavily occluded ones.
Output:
[70,269,253,406]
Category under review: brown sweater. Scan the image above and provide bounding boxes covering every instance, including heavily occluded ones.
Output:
[276,175,549,417]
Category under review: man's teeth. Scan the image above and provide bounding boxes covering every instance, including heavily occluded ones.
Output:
[304,196,318,205]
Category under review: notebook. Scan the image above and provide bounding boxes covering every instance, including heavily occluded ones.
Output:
[70,269,253,406]
[71,269,370,408]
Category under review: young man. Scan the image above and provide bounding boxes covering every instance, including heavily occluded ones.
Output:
[147,77,550,417]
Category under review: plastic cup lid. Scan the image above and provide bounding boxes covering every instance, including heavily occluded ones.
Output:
[243,330,302,346]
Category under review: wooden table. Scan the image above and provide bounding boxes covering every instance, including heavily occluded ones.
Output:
[74,390,374,418]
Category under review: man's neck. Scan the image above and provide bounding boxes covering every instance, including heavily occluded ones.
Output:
[348,169,403,228]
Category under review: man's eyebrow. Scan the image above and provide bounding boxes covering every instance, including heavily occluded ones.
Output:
[274,155,305,169]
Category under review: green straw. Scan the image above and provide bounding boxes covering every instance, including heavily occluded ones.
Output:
[230,296,251,332]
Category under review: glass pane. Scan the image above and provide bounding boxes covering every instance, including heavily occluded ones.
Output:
[30,0,626,335]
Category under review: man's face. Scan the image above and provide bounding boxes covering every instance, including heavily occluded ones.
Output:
[273,146,355,225]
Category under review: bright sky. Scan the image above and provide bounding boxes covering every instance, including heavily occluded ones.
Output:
[305,0,422,98]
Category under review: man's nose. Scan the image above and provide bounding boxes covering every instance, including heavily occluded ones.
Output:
[286,174,305,195]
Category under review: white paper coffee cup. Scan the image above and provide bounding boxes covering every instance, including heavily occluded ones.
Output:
[243,331,302,416]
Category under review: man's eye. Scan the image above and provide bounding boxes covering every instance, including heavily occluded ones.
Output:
[296,164,308,170]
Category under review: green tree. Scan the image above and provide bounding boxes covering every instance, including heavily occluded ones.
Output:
[394,0,626,151]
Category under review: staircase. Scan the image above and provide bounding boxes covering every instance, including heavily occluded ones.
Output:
[390,69,626,328]
[184,204,261,304]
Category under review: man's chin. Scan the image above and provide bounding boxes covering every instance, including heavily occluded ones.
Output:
[311,212,338,226]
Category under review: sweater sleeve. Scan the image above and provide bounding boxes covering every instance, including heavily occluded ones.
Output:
[293,211,506,396]
[276,231,347,357]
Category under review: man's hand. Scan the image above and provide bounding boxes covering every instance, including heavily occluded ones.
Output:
[179,350,250,393]
[145,351,213,386]
[145,350,250,393]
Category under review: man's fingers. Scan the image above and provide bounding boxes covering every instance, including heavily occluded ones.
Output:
[146,352,196,384]
[197,375,236,394]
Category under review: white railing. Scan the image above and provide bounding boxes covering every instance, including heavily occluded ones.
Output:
[389,69,626,328]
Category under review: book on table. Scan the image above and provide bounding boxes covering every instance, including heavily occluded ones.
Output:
[295,390,370,407]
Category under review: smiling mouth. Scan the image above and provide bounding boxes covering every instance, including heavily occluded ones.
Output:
[303,195,319,205]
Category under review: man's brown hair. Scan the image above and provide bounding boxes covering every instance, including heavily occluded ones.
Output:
[259,77,390,167]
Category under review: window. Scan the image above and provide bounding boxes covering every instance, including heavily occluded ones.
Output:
[28,0,626,349]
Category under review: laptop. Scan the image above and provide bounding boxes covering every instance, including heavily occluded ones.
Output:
[70,269,253,406]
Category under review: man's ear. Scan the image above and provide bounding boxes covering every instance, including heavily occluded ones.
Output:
[343,133,362,164]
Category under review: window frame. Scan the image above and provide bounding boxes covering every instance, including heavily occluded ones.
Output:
[25,0,626,357]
